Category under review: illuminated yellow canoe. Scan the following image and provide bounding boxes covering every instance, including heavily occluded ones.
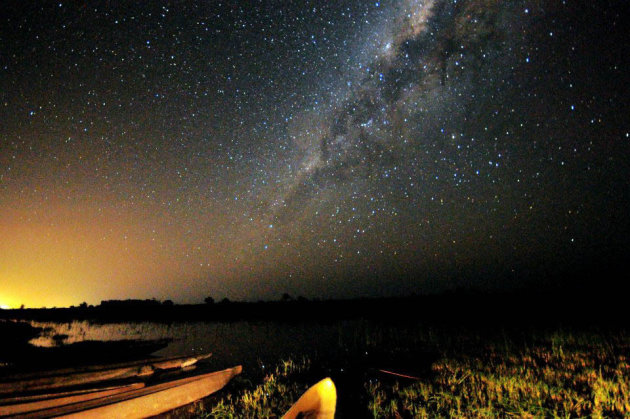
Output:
[283,377,336,419]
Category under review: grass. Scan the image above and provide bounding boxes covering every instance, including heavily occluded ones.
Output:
[193,358,313,418]
[191,328,630,418]
[365,338,630,417]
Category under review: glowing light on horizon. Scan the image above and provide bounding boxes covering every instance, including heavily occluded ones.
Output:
[0,292,18,309]
[0,297,15,309]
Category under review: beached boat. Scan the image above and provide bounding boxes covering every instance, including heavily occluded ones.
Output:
[12,338,172,367]
[0,382,145,416]
[283,377,336,419]
[0,338,174,376]
[0,352,211,395]
[0,365,241,418]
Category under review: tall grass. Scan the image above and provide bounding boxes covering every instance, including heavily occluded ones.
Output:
[365,331,630,418]
[197,358,312,418]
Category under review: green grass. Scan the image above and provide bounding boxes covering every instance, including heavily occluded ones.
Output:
[192,329,630,418]
[366,343,629,417]
[194,358,313,418]
[365,330,630,418]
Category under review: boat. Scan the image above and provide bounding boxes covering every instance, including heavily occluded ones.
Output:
[0,365,241,418]
[0,352,212,395]
[0,383,145,416]
[6,338,173,369]
[283,377,336,419]
[0,338,173,376]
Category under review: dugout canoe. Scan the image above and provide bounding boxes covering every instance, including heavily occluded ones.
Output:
[16,365,242,419]
[282,377,336,419]
[0,382,145,416]
[0,339,172,371]
[0,352,211,395]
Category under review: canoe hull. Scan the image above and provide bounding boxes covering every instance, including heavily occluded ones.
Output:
[0,383,145,416]
[29,366,243,419]
[283,377,336,419]
[0,353,211,395]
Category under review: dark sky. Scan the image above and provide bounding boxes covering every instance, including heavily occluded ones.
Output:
[1,0,629,308]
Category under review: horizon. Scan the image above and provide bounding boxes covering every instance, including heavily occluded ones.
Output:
[1,273,622,310]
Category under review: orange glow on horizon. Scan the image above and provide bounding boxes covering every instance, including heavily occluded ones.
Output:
[0,197,214,308]
[0,292,19,309]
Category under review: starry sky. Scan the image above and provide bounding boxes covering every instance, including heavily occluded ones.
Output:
[1,0,629,308]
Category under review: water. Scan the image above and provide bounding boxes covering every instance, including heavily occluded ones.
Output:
[27,319,381,372]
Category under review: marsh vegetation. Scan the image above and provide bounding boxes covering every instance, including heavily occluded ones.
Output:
[185,327,630,417]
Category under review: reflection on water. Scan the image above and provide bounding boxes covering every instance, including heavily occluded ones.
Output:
[29,321,175,347]
[27,320,389,371]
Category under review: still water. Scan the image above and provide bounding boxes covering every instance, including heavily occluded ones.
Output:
[27,319,391,371]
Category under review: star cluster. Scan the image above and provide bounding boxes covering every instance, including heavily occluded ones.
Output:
[1,0,628,307]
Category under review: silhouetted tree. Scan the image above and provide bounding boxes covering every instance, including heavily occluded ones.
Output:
[79,302,88,309]
[220,297,231,304]
[281,293,293,302]
[204,296,215,305]
[162,300,174,306]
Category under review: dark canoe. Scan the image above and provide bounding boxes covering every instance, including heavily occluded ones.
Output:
[0,353,211,395]
[29,338,172,366]
[10,366,242,419]
[1,338,173,373]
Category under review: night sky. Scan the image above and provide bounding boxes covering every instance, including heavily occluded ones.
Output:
[1,0,629,308]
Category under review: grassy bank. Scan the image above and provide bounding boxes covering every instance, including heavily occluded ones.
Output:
[188,328,629,418]
[365,333,630,417]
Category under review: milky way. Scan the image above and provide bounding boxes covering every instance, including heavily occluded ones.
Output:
[274,0,510,220]
[1,0,628,307]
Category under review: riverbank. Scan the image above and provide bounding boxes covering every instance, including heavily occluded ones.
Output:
[188,327,630,417]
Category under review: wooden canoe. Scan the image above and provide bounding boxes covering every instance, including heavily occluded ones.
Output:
[282,377,336,419]
[0,352,211,395]
[16,365,243,419]
[0,382,145,416]
[1,339,172,370]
